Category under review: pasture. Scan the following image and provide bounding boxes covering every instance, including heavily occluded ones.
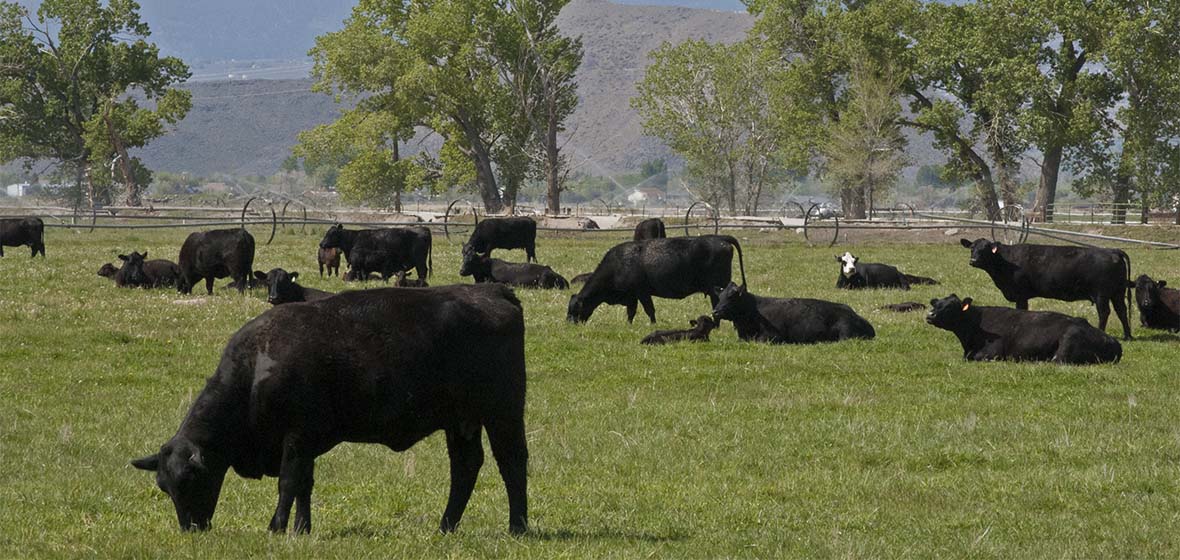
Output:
[1,225,1178,558]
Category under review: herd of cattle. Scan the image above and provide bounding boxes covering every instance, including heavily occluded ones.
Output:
[3,212,1180,536]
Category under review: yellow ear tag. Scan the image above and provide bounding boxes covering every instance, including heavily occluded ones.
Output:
[991,246,999,254]
[961,303,970,311]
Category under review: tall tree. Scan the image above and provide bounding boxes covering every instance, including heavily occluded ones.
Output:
[0,0,190,208]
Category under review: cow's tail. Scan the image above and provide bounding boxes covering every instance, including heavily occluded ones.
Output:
[1119,249,1132,320]
[427,236,433,278]
[718,235,747,287]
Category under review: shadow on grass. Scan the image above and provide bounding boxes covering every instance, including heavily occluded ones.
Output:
[524,527,690,543]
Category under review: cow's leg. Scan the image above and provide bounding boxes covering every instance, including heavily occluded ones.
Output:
[233,272,247,294]
[319,261,324,277]
[625,300,638,323]
[270,434,315,534]
[0,245,5,257]
[1016,299,1029,310]
[1112,295,1133,340]
[1095,296,1112,332]
[30,244,37,258]
[485,415,528,534]
[204,276,215,296]
[527,243,536,263]
[639,295,657,324]
[439,423,484,534]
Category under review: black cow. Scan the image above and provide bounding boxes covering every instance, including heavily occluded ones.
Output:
[178,229,256,295]
[254,268,334,305]
[712,282,875,344]
[465,217,537,262]
[567,235,746,324]
[104,252,182,288]
[319,224,431,281]
[459,249,568,289]
[97,263,119,278]
[0,217,45,257]
[1132,275,1180,332]
[880,302,927,313]
[395,270,429,287]
[633,218,666,241]
[131,284,528,535]
[926,294,1122,364]
[834,251,938,290]
[344,269,382,283]
[318,247,342,277]
[960,238,1133,339]
[640,315,717,345]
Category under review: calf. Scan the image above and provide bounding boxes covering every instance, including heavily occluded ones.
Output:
[132,284,528,535]
[1132,275,1180,332]
[178,229,256,295]
[0,217,45,257]
[319,224,430,281]
[465,217,537,262]
[834,251,938,290]
[880,302,926,313]
[460,249,568,289]
[960,238,1132,339]
[568,235,746,324]
[570,273,593,285]
[925,294,1122,364]
[640,315,717,345]
[633,218,666,241]
[712,282,875,343]
[97,263,118,279]
[318,246,341,277]
[104,252,182,288]
[254,268,333,305]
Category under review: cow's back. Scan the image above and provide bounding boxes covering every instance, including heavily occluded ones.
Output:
[999,244,1126,301]
[627,237,732,297]
[757,296,874,342]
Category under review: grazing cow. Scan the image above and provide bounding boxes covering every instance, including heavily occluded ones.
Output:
[131,284,528,535]
[880,302,927,313]
[712,282,875,344]
[570,273,593,285]
[318,247,341,277]
[254,268,334,305]
[319,224,431,281]
[459,249,568,289]
[960,238,1133,339]
[0,217,45,257]
[633,218,666,241]
[178,229,256,295]
[567,235,746,324]
[834,251,938,290]
[925,294,1122,364]
[1131,275,1180,332]
[395,270,429,287]
[640,315,717,345]
[465,217,537,262]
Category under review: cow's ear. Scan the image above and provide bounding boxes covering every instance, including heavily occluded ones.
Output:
[118,254,129,261]
[289,272,299,280]
[1159,281,1167,288]
[961,297,973,311]
[930,298,938,306]
[834,255,842,262]
[131,454,160,471]
[959,239,972,248]
[253,271,267,281]
[991,245,999,253]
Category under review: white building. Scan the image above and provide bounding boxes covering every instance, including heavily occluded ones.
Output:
[5,183,30,197]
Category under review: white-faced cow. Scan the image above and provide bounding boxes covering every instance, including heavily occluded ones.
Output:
[925,294,1122,364]
[960,238,1133,339]
[640,315,718,345]
[177,229,256,295]
[319,224,431,281]
[459,248,568,289]
[255,268,334,305]
[131,284,529,535]
[0,217,45,258]
[1132,275,1180,332]
[633,218,666,242]
[711,282,875,344]
[834,251,938,290]
[465,217,537,262]
[567,235,746,324]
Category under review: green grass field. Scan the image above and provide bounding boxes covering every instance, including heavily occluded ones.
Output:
[1,225,1178,558]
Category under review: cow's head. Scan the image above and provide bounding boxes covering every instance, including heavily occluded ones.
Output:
[97,263,118,278]
[458,246,487,277]
[131,437,227,532]
[711,282,753,322]
[117,251,149,286]
[256,268,300,305]
[926,294,973,329]
[960,238,1002,269]
[690,315,718,334]
[835,252,859,278]
[319,224,346,249]
[566,293,596,323]
[1133,274,1165,311]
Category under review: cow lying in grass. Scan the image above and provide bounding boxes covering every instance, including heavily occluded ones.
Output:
[711,282,875,344]
[1132,275,1180,332]
[460,249,568,289]
[834,252,938,290]
[640,315,717,345]
[99,252,181,288]
[925,294,1122,364]
[255,268,333,305]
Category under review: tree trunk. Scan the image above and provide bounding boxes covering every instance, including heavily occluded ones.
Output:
[1034,145,1063,223]
[392,141,402,213]
[545,106,562,215]
[1111,171,1130,225]
[846,184,867,219]
[726,161,737,214]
